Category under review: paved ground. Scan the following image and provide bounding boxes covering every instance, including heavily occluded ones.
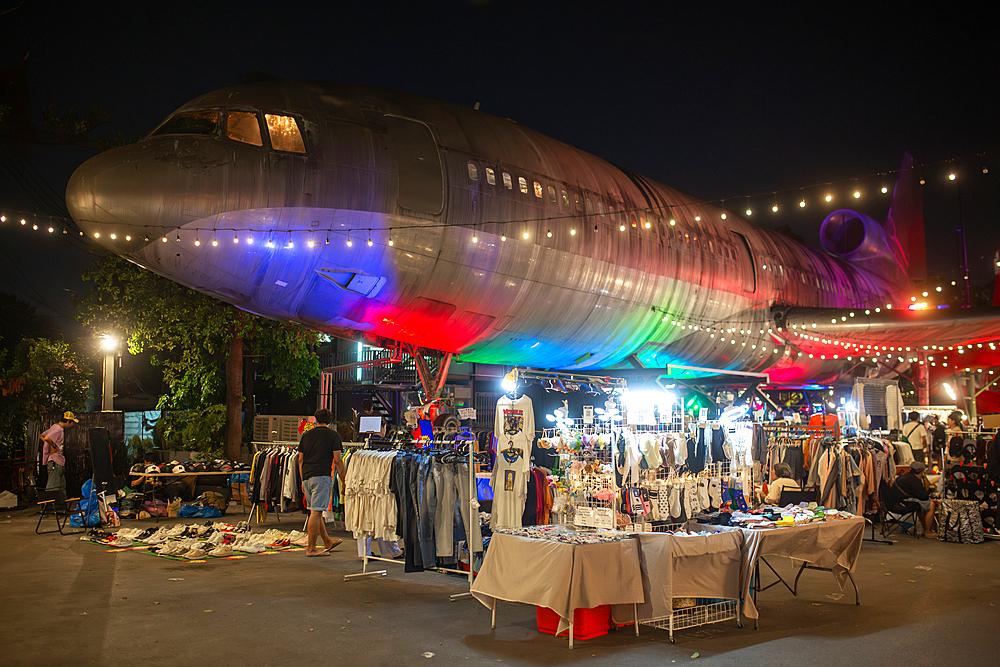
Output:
[2,505,998,667]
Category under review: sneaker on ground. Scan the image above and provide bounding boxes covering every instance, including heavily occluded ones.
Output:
[208,544,233,557]
[184,547,207,559]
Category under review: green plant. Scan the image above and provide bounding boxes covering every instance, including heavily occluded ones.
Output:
[126,434,155,464]
[160,405,226,458]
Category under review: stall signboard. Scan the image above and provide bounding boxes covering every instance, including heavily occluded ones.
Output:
[593,507,614,530]
[457,407,477,420]
[583,406,594,425]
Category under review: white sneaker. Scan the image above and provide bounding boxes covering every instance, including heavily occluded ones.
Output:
[208,544,233,558]
[109,536,133,548]
[184,547,207,559]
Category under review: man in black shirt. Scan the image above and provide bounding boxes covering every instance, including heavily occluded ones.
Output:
[891,461,938,537]
[298,408,347,556]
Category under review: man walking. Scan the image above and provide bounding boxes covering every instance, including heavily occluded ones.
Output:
[298,408,345,556]
[39,411,78,496]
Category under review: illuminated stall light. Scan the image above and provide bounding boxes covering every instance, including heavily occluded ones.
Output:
[570,228,576,235]
[248,234,254,245]
[234,233,240,244]
[853,191,861,198]
[546,229,553,238]
[825,194,833,202]
[882,186,888,193]
[212,238,219,247]
[388,236,394,246]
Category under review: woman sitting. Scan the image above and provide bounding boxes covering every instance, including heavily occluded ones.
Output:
[765,462,801,505]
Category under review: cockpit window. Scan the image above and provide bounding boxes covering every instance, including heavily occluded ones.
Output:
[151,109,220,136]
[226,111,263,146]
[264,114,306,153]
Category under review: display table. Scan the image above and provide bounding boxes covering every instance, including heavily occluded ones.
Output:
[471,531,644,648]
[609,529,748,642]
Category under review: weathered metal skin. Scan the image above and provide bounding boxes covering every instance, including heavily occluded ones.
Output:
[66,81,910,377]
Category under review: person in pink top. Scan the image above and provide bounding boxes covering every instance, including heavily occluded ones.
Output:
[39,411,79,495]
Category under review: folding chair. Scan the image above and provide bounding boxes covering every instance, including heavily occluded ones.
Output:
[877,481,921,539]
[35,489,85,535]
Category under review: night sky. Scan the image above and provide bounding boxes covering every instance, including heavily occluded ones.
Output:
[1,1,997,341]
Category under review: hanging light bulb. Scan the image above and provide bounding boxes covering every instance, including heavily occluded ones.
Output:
[669,218,676,226]
[619,223,626,231]
[125,235,131,241]
[546,229,552,238]
[694,216,701,222]
[247,234,254,244]
[570,228,576,235]
[721,213,727,220]
[211,238,218,247]
[347,237,353,247]
[0,215,5,222]
[644,220,651,229]
[881,186,888,193]
[471,234,478,243]
[949,173,956,181]
[799,199,806,208]
[825,194,833,202]
[523,230,529,239]
[20,219,26,225]
[771,204,778,212]
[33,223,39,231]
[500,234,506,241]
[176,233,181,242]
[853,191,861,198]
[47,226,54,233]
[195,235,201,246]
[308,238,315,248]
[388,236,394,246]
[367,236,373,247]
[266,237,275,248]
[746,208,752,216]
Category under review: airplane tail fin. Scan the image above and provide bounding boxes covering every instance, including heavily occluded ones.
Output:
[883,151,927,281]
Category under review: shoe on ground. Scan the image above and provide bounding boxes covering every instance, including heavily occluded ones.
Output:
[184,547,207,559]
[208,544,233,558]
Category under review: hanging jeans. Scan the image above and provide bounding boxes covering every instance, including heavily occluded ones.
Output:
[417,454,437,566]
[433,460,483,558]
[394,454,423,573]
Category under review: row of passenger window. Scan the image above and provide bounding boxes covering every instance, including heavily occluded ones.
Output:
[467,161,619,219]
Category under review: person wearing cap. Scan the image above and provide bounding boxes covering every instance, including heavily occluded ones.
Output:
[890,461,938,537]
[39,411,79,495]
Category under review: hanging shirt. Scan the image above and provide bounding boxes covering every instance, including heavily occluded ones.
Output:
[491,441,530,529]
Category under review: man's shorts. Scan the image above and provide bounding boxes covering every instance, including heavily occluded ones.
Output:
[904,497,933,513]
[302,475,332,511]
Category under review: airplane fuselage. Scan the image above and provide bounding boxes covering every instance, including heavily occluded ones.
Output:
[66,82,909,377]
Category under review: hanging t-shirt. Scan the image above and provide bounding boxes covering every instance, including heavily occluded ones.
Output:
[491,395,535,529]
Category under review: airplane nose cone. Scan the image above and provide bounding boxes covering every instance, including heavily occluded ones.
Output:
[66,137,230,244]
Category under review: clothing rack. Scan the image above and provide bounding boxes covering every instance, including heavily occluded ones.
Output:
[249,441,302,524]
[344,436,478,602]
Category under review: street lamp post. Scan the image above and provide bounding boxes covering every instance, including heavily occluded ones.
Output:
[100,336,118,411]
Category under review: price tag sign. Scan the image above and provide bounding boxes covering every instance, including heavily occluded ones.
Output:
[698,407,709,422]
[593,507,614,530]
[583,406,594,425]
[457,407,477,420]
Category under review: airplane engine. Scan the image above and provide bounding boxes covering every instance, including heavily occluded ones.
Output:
[819,209,897,265]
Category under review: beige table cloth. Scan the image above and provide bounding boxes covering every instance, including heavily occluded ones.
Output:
[740,516,866,592]
[471,533,645,634]
[611,529,752,624]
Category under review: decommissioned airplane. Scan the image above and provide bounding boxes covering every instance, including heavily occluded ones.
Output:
[65,81,1000,399]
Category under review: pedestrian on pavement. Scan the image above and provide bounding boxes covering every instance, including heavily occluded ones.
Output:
[298,408,346,556]
[39,411,79,496]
